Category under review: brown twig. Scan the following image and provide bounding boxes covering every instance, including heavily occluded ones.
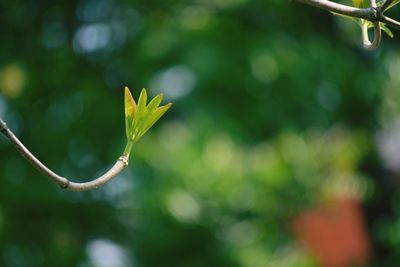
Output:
[0,118,129,191]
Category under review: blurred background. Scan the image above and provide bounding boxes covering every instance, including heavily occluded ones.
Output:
[1,0,400,266]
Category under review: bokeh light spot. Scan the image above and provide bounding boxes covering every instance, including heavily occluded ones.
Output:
[180,6,212,30]
[250,53,279,84]
[166,189,201,223]
[0,64,27,99]
[87,239,132,267]
[315,82,341,111]
[150,65,197,101]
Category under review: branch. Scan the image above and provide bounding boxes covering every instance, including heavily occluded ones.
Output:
[362,0,381,51]
[293,0,376,19]
[292,0,400,30]
[381,0,395,11]
[0,118,129,192]
[382,14,400,28]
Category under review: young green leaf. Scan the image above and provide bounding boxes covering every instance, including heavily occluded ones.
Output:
[125,87,137,118]
[143,103,173,136]
[133,94,165,140]
[147,93,163,113]
[123,87,172,156]
[124,87,137,140]
[131,89,148,138]
[137,88,148,113]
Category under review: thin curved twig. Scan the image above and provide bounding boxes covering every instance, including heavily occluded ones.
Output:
[362,0,381,50]
[0,118,129,191]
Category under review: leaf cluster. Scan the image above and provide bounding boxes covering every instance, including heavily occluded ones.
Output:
[124,87,172,148]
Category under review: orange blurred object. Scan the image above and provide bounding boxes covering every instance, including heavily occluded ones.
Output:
[293,197,372,267]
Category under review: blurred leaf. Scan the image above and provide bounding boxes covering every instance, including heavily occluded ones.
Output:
[352,0,368,8]
[381,23,394,37]
[364,20,394,37]
[331,11,361,25]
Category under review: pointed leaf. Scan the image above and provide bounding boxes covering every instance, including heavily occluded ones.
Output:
[134,108,152,141]
[147,93,163,113]
[132,93,165,140]
[142,103,173,135]
[131,89,148,137]
[126,116,133,140]
[137,88,148,113]
[125,87,137,118]
[381,23,394,38]
[135,103,172,141]
[124,87,137,140]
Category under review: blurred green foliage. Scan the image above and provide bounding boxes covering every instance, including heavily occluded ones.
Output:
[1,0,400,266]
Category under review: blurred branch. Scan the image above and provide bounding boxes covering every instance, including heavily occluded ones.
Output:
[293,0,376,19]
[0,118,129,191]
[381,0,395,11]
[362,0,381,50]
[381,14,400,28]
[292,0,400,30]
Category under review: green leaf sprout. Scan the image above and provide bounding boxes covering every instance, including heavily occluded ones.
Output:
[123,86,172,157]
